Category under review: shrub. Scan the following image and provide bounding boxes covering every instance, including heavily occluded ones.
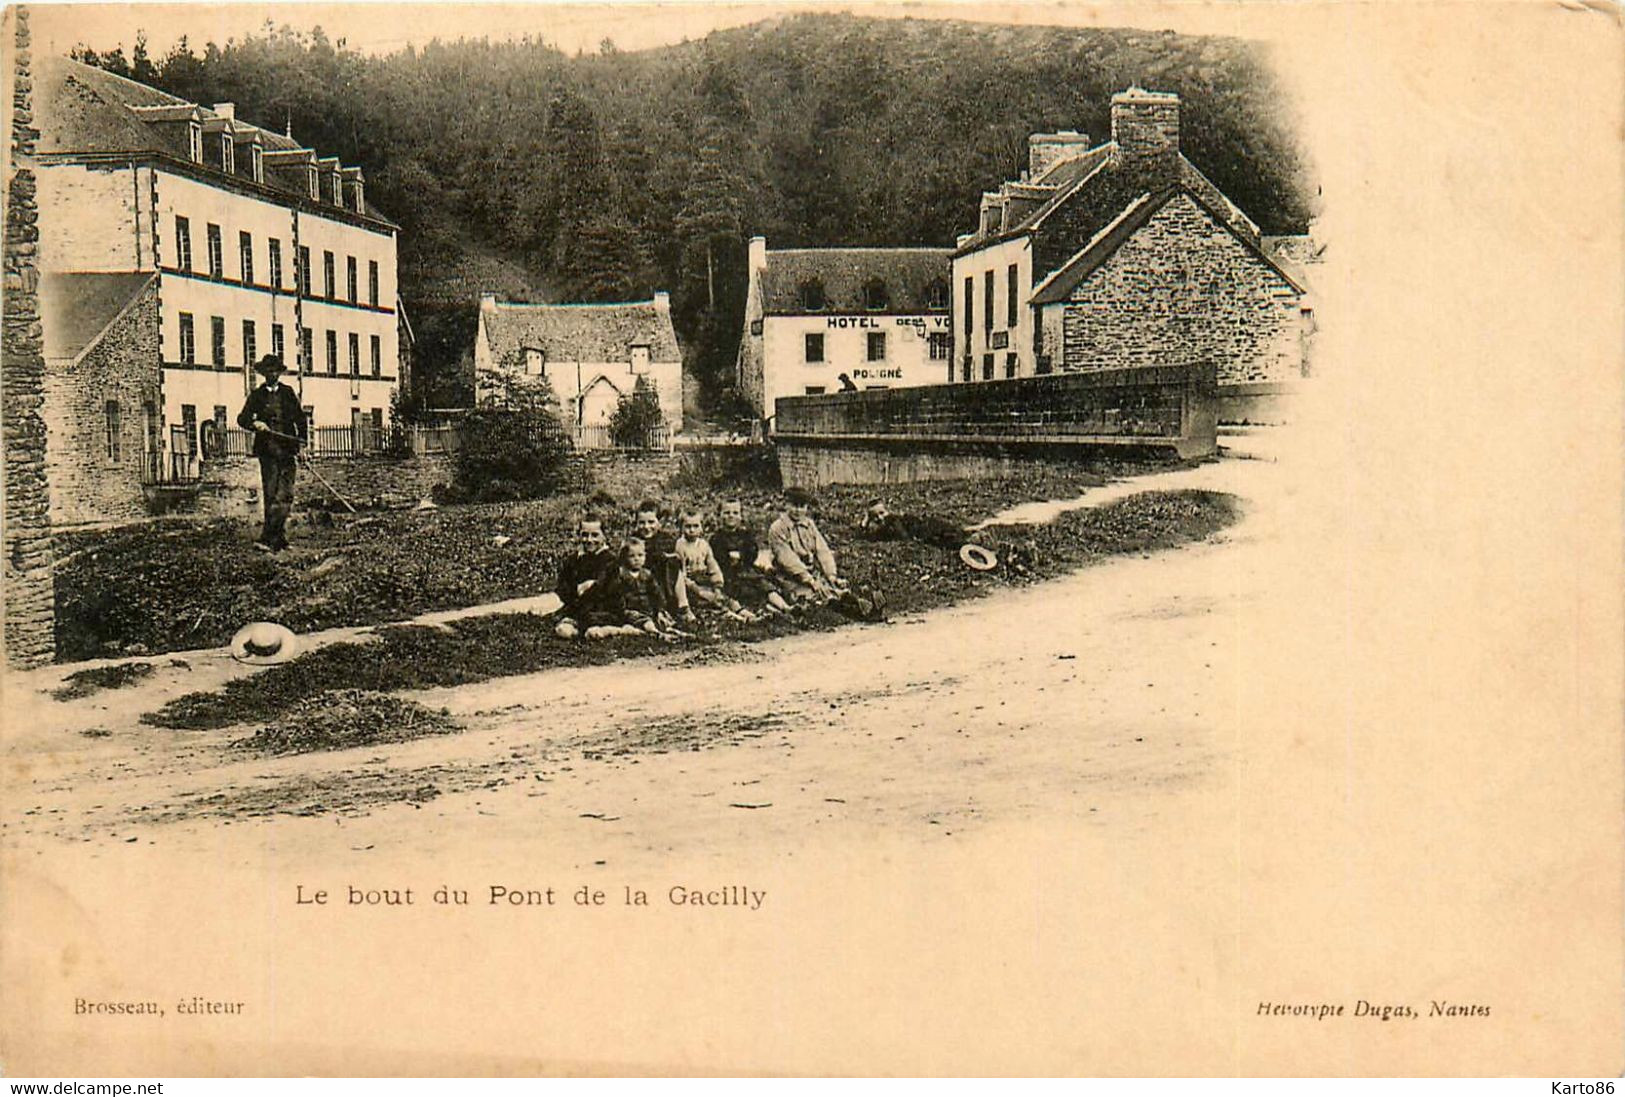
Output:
[449,374,574,502]
[608,375,666,448]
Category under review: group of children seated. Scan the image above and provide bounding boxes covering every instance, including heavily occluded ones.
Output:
[552,488,850,641]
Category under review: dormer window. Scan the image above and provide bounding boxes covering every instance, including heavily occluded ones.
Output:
[523,348,544,376]
[863,278,890,311]
[799,279,826,312]
[220,133,234,174]
[250,145,263,183]
[927,278,950,310]
[351,181,364,212]
[330,173,343,205]
[188,122,203,163]
[306,167,319,200]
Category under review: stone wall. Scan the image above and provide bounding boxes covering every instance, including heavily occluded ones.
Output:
[43,279,160,525]
[777,439,1158,490]
[36,161,147,272]
[1043,192,1304,387]
[773,365,1216,487]
[3,8,55,667]
[197,451,456,520]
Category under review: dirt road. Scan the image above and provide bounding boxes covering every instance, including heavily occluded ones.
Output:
[3,448,1277,864]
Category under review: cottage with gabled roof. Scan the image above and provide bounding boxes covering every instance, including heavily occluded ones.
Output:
[473,293,684,441]
[736,237,953,419]
[33,56,406,522]
[953,87,1311,393]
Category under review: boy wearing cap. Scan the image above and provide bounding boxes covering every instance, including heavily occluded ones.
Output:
[236,355,307,552]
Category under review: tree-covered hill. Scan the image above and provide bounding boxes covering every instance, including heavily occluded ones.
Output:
[73,14,1315,417]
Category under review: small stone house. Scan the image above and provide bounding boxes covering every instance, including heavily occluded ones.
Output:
[953,87,1311,393]
[473,293,684,438]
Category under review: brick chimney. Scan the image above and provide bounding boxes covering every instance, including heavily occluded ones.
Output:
[748,235,767,274]
[1111,87,1180,183]
[1028,130,1090,178]
[213,102,235,120]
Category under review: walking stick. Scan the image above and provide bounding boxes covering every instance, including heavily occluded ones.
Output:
[259,427,358,514]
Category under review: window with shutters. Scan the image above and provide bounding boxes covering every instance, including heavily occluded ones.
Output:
[326,329,337,375]
[804,333,825,363]
[268,239,282,289]
[346,256,358,303]
[242,320,257,367]
[239,231,254,284]
[178,313,195,363]
[210,316,226,366]
[370,335,382,377]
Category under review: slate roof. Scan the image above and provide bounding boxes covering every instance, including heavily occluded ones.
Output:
[36,57,397,228]
[1028,187,1306,306]
[758,248,952,315]
[479,298,682,365]
[40,272,156,361]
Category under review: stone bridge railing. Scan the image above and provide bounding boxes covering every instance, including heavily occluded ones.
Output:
[772,363,1217,488]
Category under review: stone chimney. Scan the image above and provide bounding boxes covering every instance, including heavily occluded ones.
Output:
[652,290,670,311]
[1111,87,1180,182]
[213,102,235,120]
[1028,130,1090,178]
[748,235,767,274]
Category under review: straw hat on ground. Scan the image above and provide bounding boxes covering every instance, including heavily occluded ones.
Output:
[229,621,300,665]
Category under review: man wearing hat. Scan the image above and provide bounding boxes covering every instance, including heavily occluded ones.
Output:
[236,355,307,552]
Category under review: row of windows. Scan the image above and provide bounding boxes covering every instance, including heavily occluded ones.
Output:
[962,265,1022,336]
[184,124,365,212]
[175,312,384,377]
[959,353,1021,382]
[172,217,382,306]
[188,127,265,184]
[796,278,952,314]
[800,331,954,364]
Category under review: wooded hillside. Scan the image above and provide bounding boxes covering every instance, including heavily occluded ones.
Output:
[74,14,1316,417]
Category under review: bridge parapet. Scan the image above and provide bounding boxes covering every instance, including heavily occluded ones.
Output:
[773,363,1217,487]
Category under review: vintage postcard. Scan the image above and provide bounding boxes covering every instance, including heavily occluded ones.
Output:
[1,0,1620,1077]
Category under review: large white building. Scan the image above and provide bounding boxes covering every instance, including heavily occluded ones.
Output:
[735,237,953,418]
[35,57,403,506]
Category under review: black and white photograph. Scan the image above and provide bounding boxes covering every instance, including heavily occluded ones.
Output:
[0,0,1619,1080]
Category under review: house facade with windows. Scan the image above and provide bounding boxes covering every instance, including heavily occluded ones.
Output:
[473,293,683,442]
[34,58,403,521]
[735,237,953,419]
[952,88,1309,391]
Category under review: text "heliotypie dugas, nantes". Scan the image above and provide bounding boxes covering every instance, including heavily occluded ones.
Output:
[296,884,767,911]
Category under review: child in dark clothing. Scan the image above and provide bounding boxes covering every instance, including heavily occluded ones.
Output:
[584,539,677,639]
[710,499,791,615]
[632,498,688,618]
[553,514,616,639]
